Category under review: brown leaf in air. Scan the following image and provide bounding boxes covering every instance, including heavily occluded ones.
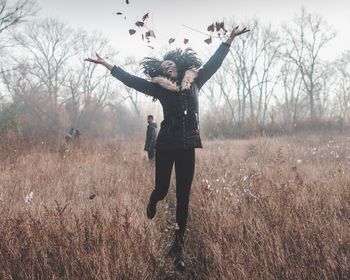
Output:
[215,22,221,32]
[221,22,228,33]
[169,38,175,44]
[89,193,96,200]
[204,37,212,44]
[116,12,123,15]
[129,29,136,35]
[184,38,189,44]
[126,0,129,4]
[135,21,144,27]
[215,21,228,34]
[207,23,215,32]
[145,30,156,38]
[142,13,149,22]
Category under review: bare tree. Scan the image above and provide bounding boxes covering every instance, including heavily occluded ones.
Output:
[0,61,62,139]
[116,56,149,117]
[65,30,118,126]
[202,79,224,116]
[283,7,336,120]
[253,24,282,124]
[333,51,350,121]
[208,19,282,125]
[11,18,79,109]
[0,0,36,36]
[277,59,304,124]
[0,0,36,55]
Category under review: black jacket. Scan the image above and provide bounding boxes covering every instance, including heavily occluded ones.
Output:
[111,42,230,151]
[144,122,157,151]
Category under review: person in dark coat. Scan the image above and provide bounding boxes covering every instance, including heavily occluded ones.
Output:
[144,115,157,160]
[65,127,80,143]
[85,26,249,270]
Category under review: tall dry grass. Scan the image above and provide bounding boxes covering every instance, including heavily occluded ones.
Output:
[0,134,349,279]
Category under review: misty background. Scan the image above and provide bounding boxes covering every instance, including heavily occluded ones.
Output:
[1,0,350,143]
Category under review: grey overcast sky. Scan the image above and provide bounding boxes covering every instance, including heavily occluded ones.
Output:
[35,0,350,60]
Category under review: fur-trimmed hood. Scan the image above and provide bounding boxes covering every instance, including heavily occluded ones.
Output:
[151,69,198,92]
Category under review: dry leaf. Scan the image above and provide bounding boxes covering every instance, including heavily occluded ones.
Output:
[207,24,215,32]
[116,12,123,15]
[204,37,212,44]
[215,22,221,32]
[89,194,96,199]
[142,13,149,22]
[129,29,136,35]
[184,38,189,44]
[135,21,144,27]
[126,0,129,4]
[168,38,175,44]
[216,21,227,34]
[145,30,156,38]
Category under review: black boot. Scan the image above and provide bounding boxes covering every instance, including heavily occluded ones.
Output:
[146,196,157,219]
[168,229,186,271]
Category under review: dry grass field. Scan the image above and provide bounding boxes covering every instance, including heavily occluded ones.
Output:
[0,134,350,280]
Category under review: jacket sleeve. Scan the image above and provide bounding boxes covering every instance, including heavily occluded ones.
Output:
[196,42,231,89]
[111,65,159,98]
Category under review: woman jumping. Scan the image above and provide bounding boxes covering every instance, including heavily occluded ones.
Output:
[85,25,249,270]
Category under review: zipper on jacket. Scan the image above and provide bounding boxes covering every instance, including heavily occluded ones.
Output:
[182,93,188,149]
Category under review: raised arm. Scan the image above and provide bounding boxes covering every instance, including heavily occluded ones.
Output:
[197,26,250,89]
[85,53,159,98]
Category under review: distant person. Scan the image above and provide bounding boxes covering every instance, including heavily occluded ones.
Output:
[65,127,80,143]
[85,26,249,270]
[144,115,157,160]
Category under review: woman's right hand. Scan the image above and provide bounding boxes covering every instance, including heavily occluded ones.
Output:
[85,53,113,71]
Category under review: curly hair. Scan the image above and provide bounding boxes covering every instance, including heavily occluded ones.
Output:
[140,48,202,81]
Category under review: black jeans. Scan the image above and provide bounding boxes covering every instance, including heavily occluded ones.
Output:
[149,149,195,234]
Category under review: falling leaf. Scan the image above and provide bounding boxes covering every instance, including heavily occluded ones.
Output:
[135,21,144,27]
[145,30,156,38]
[126,0,129,4]
[89,194,96,200]
[142,13,149,22]
[115,12,123,15]
[216,21,227,34]
[147,45,154,49]
[142,34,144,40]
[215,22,221,32]
[129,29,136,35]
[184,38,189,44]
[168,38,175,44]
[221,22,228,34]
[207,23,215,32]
[204,37,212,44]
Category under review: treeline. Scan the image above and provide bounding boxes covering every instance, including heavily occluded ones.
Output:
[0,1,349,142]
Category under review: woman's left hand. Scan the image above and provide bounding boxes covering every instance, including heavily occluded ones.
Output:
[226,26,250,44]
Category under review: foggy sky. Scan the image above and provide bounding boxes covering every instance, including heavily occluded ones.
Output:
[35,0,350,60]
